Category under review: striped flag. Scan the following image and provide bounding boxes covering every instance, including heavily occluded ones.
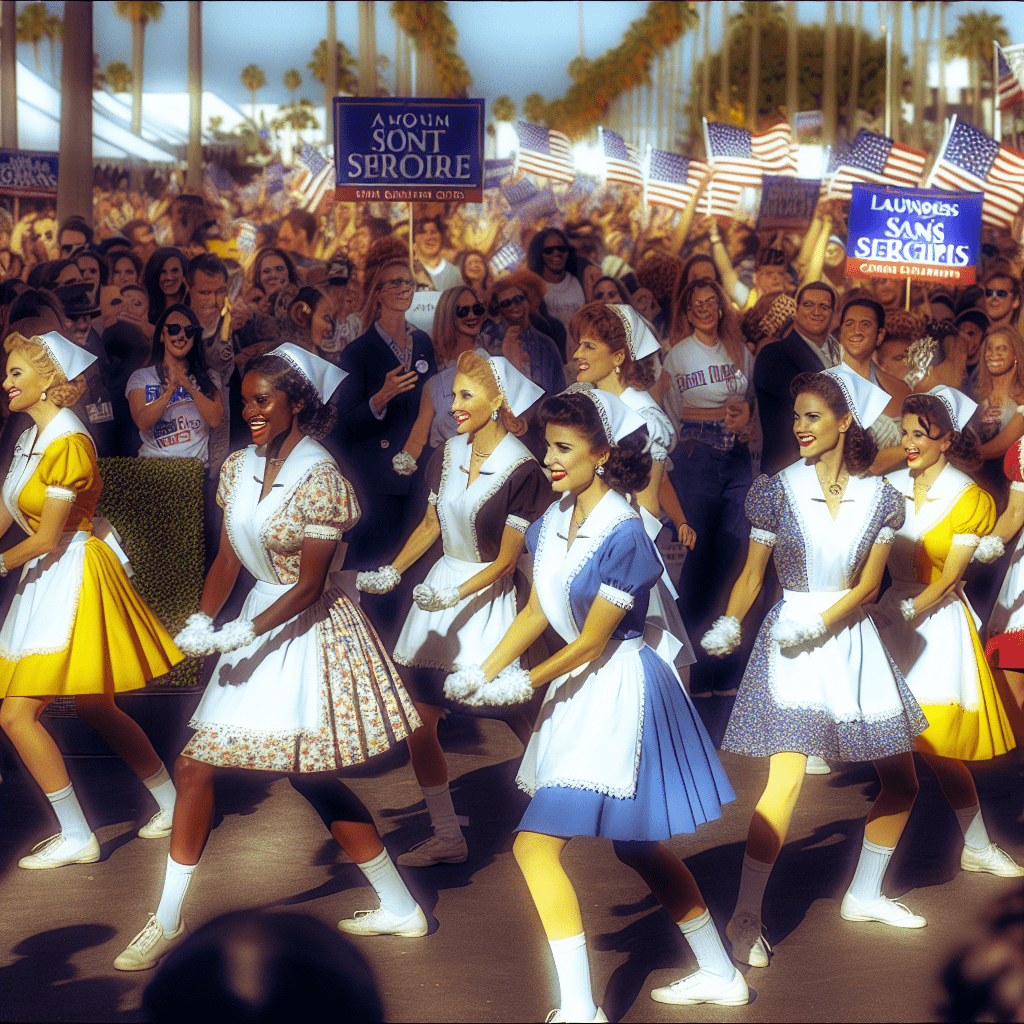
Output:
[600,127,642,187]
[503,177,557,220]
[928,117,1024,228]
[490,241,525,275]
[643,147,739,217]
[296,144,330,179]
[825,129,927,197]
[703,119,797,187]
[515,121,575,183]
[485,158,515,190]
[300,159,335,212]
[997,41,1024,110]
[264,161,285,196]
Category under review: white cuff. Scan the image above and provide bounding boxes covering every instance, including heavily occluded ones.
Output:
[598,583,634,610]
[876,527,896,545]
[304,524,341,540]
[369,397,387,421]
[506,514,530,534]
[750,527,777,547]
[951,533,980,547]
[45,485,77,503]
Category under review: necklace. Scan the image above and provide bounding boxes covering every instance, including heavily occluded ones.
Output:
[815,461,848,497]
[471,447,492,460]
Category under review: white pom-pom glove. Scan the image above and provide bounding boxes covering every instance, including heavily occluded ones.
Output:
[414,583,461,611]
[215,617,257,653]
[701,615,742,657]
[392,450,417,476]
[173,612,218,656]
[772,605,828,648]
[900,598,917,622]
[443,664,488,702]
[356,564,401,594]
[466,663,535,706]
[973,535,1005,564]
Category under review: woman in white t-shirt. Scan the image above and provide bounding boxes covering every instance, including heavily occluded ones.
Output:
[127,304,224,466]
[655,278,753,697]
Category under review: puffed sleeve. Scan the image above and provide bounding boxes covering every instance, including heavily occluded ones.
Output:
[294,461,362,539]
[215,449,245,510]
[504,462,550,534]
[875,478,907,545]
[950,485,996,548]
[38,434,96,503]
[595,520,664,610]
[744,473,783,547]
[1004,439,1024,492]
[425,442,446,506]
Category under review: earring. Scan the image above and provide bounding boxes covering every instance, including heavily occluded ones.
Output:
[491,409,499,421]
[614,365,622,375]
[595,464,605,477]
[40,391,47,402]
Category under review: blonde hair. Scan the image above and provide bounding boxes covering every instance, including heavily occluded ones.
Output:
[454,350,527,436]
[3,332,85,407]
[359,258,409,330]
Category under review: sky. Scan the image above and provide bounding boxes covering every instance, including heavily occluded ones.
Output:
[12,1,1024,115]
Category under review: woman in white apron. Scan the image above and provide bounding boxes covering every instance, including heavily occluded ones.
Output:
[445,389,741,1021]
[704,366,927,969]
[114,345,424,973]
[357,352,548,867]
[0,331,182,869]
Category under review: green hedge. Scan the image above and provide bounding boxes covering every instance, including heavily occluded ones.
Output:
[96,457,205,688]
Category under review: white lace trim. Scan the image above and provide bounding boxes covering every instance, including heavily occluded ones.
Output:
[428,489,439,505]
[44,485,77,503]
[598,582,634,610]
[951,533,980,547]
[506,514,529,534]
[304,524,341,540]
[1011,481,1024,493]
[750,527,777,547]
[876,527,895,545]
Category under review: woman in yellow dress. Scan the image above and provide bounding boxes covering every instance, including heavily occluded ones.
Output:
[0,331,182,869]
[873,388,1021,878]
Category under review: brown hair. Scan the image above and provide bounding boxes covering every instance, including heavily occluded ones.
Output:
[669,278,745,368]
[3,331,85,407]
[901,393,981,471]
[454,350,527,436]
[569,301,657,389]
[431,286,480,364]
[790,371,877,475]
[976,325,1024,404]
[359,258,410,331]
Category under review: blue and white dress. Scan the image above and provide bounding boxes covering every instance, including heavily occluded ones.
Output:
[516,489,734,841]
[722,462,927,760]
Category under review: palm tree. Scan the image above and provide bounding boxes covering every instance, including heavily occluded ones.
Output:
[15,2,46,75]
[114,2,164,136]
[910,1,926,148]
[240,64,266,121]
[186,0,201,192]
[747,0,760,128]
[720,0,730,119]
[308,39,358,95]
[285,68,302,98]
[890,0,903,142]
[847,0,863,136]
[58,1,92,226]
[492,96,515,122]
[936,1,949,137]
[524,92,545,124]
[44,11,61,83]
[948,10,1010,130]
[105,61,132,93]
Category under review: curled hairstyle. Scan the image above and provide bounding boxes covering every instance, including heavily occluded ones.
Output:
[976,325,1024,404]
[243,353,337,439]
[901,393,981,472]
[569,301,657,389]
[149,304,218,399]
[670,277,745,367]
[3,332,85,408]
[790,371,877,475]
[432,286,479,364]
[539,391,651,496]
[454,350,527,436]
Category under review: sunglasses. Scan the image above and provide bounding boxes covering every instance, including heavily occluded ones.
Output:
[456,302,485,319]
[986,288,1011,299]
[382,276,414,290]
[542,245,568,256]
[164,322,199,339]
[59,243,76,254]
[499,294,525,309]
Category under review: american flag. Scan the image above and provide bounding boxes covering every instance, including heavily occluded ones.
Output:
[296,144,330,179]
[997,42,1024,110]
[928,117,1024,228]
[643,147,739,217]
[490,241,525,275]
[826,129,927,197]
[703,119,797,187]
[515,121,575,183]
[300,159,335,212]
[264,162,285,196]
[600,127,642,187]
[503,177,558,220]
[203,165,234,205]
[505,177,540,208]
[485,158,515,190]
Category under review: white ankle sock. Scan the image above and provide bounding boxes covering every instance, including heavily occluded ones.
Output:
[679,909,735,979]
[45,783,91,847]
[421,783,462,840]
[548,933,596,1022]
[846,837,893,903]
[733,853,773,922]
[142,765,176,815]
[357,849,419,918]
[955,803,990,851]
[155,855,196,934]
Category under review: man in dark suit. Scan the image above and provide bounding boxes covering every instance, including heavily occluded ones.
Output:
[754,281,839,475]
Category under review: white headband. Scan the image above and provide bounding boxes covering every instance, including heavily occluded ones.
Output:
[485,356,544,416]
[821,364,890,428]
[575,386,647,445]
[606,304,661,361]
[36,331,98,381]
[925,385,977,431]
[270,343,348,403]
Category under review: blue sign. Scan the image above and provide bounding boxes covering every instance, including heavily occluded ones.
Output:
[0,148,58,196]
[333,97,484,203]
[846,183,984,285]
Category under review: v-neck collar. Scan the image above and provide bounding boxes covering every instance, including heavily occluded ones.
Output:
[888,464,973,539]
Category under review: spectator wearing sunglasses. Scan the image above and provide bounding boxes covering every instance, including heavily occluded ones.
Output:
[127,304,223,465]
[526,227,586,336]
[57,215,92,259]
[982,265,1022,332]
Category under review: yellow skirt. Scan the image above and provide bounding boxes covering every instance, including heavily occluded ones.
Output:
[0,538,183,697]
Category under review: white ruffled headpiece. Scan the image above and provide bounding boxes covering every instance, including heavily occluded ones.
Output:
[821,363,890,428]
[485,356,544,416]
[606,304,661,361]
[577,387,647,445]
[926,385,977,431]
[36,331,98,381]
[270,343,348,403]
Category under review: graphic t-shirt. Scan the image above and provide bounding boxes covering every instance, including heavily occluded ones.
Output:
[662,334,750,426]
[126,364,210,463]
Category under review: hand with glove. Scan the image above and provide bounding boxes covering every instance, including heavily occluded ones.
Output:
[392,450,417,476]
[701,615,741,657]
[355,564,401,594]
[214,617,257,653]
[443,664,488,702]
[468,663,535,706]
[772,605,827,648]
[414,583,462,611]
[973,535,1005,563]
[174,612,218,657]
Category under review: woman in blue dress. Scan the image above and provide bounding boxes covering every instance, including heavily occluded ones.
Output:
[445,388,742,1021]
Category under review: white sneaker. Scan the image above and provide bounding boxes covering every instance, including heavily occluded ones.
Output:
[114,914,188,971]
[138,808,174,839]
[840,892,926,928]
[545,1008,608,1023]
[805,755,831,775]
[961,842,1024,877]
[18,832,100,869]
[396,832,468,867]
[337,904,428,937]
[651,967,749,1006]
[726,912,771,967]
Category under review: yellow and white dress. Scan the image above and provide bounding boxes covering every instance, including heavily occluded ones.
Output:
[0,407,182,696]
[874,465,1016,759]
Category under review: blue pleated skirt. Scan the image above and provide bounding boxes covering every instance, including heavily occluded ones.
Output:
[516,648,735,841]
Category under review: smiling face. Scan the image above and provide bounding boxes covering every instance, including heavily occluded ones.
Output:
[463,253,487,282]
[159,257,184,297]
[592,279,621,304]
[454,288,484,339]
[541,232,568,276]
[310,294,337,348]
[3,350,51,413]
[496,286,527,326]
[573,333,623,386]
[112,255,138,288]
[985,331,1016,378]
[450,370,500,435]
[415,221,443,263]
[258,253,290,294]
[985,276,1020,325]
[793,391,849,460]
[794,288,834,343]
[902,412,949,471]
[544,422,605,493]
[686,285,721,335]
[377,263,415,314]
[161,310,195,363]
[839,303,884,363]
[242,372,300,448]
